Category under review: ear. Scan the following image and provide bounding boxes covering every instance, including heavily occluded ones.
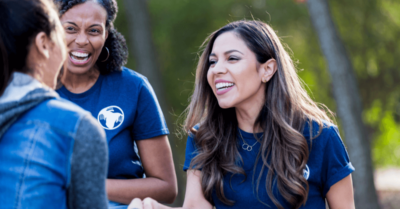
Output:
[260,59,277,83]
[34,32,50,59]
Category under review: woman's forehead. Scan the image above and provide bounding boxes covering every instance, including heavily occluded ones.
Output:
[61,1,107,25]
[211,32,249,55]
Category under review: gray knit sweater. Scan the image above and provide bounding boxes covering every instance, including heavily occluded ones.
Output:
[0,72,108,209]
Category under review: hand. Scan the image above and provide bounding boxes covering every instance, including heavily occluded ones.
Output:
[128,197,159,209]
[143,197,159,209]
[128,198,143,209]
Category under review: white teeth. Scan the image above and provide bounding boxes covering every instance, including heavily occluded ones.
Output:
[216,82,234,90]
[71,55,89,62]
[71,51,89,58]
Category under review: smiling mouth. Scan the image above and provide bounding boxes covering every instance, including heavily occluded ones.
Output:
[216,82,235,91]
[69,51,92,63]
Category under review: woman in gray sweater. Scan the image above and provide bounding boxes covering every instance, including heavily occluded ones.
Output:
[0,0,108,208]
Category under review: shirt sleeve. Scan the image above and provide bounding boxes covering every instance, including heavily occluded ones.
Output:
[131,78,169,140]
[183,132,198,171]
[67,114,108,209]
[322,125,355,196]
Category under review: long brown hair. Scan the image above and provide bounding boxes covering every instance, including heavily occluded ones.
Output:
[184,20,333,209]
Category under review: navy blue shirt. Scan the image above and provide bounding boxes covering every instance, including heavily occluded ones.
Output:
[57,67,169,179]
[184,121,354,208]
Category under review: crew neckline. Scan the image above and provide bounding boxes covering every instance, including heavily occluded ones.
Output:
[238,128,263,139]
[58,74,103,99]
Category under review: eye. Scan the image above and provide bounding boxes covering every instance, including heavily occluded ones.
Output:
[65,26,75,32]
[89,28,100,33]
[228,56,240,61]
[209,60,217,67]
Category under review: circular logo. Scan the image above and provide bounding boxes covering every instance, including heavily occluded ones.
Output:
[303,164,310,180]
[97,106,124,130]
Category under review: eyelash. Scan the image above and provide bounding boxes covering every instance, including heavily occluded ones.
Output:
[209,56,240,65]
[90,29,100,33]
[66,26,75,31]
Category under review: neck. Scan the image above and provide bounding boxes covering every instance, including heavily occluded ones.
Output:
[61,67,100,94]
[235,96,265,133]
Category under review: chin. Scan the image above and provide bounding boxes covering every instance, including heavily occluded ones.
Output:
[67,64,92,75]
[217,101,234,109]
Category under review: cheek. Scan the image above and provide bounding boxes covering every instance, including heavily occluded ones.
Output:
[206,70,213,89]
[92,36,106,49]
[65,34,76,47]
[90,37,106,57]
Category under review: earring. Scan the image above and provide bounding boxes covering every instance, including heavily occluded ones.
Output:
[262,78,267,83]
[101,47,110,62]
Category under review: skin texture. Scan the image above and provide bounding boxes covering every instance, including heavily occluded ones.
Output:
[107,135,177,204]
[60,1,107,93]
[59,1,177,204]
[326,175,356,209]
[207,32,276,133]
[27,24,66,89]
[127,32,355,209]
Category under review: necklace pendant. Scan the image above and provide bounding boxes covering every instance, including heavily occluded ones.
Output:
[242,144,252,151]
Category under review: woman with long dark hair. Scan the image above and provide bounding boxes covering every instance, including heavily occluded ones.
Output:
[0,0,108,208]
[53,0,177,208]
[129,20,355,209]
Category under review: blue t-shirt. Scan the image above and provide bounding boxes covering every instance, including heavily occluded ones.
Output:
[183,121,354,209]
[57,67,169,179]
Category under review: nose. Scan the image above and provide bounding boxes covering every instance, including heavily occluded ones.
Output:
[210,61,227,75]
[75,32,89,46]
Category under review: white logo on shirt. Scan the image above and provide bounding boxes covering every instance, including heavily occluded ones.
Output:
[97,106,124,130]
[303,164,310,180]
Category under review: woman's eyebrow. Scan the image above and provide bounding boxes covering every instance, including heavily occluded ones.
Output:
[224,49,243,55]
[88,24,103,28]
[63,21,78,26]
[209,50,243,58]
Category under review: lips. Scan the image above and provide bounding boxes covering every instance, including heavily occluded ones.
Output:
[215,79,235,95]
[69,50,92,65]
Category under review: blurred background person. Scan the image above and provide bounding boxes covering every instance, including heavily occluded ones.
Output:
[0,0,108,208]
[129,20,355,209]
[53,0,177,208]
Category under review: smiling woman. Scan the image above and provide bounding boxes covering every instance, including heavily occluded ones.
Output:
[53,0,177,208]
[128,20,355,209]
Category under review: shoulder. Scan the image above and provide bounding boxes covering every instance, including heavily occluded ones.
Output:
[303,119,338,140]
[188,124,201,139]
[41,97,91,117]
[303,119,344,152]
[30,97,94,131]
[103,67,149,88]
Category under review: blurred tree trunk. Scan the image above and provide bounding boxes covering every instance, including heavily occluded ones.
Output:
[122,0,184,206]
[307,0,380,208]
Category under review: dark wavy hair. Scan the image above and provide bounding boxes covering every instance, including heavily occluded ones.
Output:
[0,0,62,96]
[184,20,334,209]
[54,0,128,74]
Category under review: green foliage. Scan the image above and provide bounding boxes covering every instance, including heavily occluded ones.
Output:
[114,0,400,169]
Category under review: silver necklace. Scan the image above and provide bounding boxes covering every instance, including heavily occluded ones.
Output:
[238,130,261,152]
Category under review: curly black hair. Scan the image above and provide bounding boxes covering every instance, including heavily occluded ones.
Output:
[54,0,128,74]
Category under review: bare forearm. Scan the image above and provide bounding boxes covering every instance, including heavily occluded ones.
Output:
[107,177,177,205]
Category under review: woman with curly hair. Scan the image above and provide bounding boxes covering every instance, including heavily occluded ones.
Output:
[129,20,355,209]
[53,0,177,208]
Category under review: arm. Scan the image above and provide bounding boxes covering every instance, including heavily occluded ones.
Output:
[326,174,355,209]
[128,170,213,209]
[68,114,108,209]
[107,135,177,204]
